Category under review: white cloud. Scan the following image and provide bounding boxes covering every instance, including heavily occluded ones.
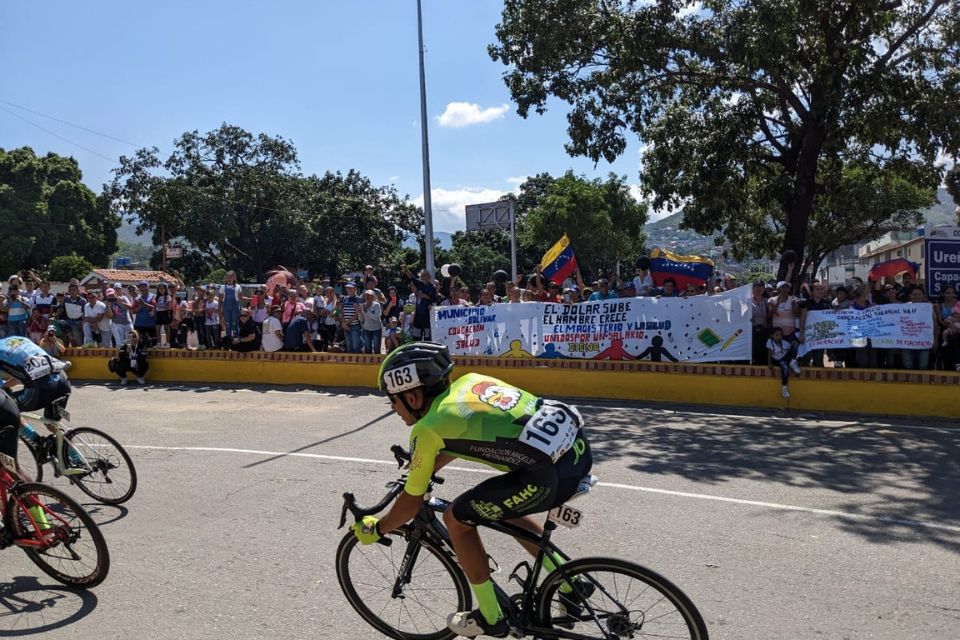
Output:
[414,187,509,232]
[675,1,703,19]
[436,102,509,128]
[388,175,399,182]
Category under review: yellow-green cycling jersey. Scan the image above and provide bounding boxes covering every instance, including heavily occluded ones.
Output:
[406,372,565,496]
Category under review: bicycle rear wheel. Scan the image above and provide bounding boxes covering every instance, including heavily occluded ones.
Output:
[335,525,471,640]
[535,557,709,639]
[66,427,138,504]
[5,482,110,588]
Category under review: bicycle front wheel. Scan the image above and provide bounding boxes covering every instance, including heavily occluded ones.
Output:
[535,557,709,640]
[335,525,471,640]
[5,482,110,588]
[66,427,138,504]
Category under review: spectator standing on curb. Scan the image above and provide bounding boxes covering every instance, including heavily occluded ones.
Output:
[588,278,618,301]
[633,258,654,296]
[657,278,679,298]
[191,287,207,349]
[204,288,221,349]
[316,286,338,352]
[767,326,801,398]
[751,281,770,365]
[219,270,244,348]
[281,290,303,333]
[340,282,363,353]
[768,281,801,353]
[799,282,831,367]
[901,286,934,370]
[104,288,132,347]
[870,280,900,368]
[935,285,959,370]
[132,280,157,347]
[261,305,284,353]
[82,291,107,346]
[360,289,383,354]
[32,281,55,323]
[3,282,29,337]
[154,282,173,347]
[403,265,437,341]
[60,283,86,346]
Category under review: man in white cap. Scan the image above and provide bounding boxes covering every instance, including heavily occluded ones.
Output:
[360,289,383,354]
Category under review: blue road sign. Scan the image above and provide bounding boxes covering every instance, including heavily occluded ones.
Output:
[925,234,960,297]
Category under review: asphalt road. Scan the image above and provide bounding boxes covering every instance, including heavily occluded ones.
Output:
[1,382,958,639]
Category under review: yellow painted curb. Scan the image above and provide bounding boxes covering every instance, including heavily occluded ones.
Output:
[63,350,960,420]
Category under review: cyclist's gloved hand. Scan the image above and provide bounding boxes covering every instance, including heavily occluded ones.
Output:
[351,516,381,545]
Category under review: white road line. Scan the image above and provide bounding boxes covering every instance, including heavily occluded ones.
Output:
[123,444,960,534]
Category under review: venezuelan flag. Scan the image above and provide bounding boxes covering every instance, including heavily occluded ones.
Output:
[540,234,578,284]
[649,248,715,289]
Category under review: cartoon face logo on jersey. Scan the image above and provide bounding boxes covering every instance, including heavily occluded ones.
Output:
[472,381,521,411]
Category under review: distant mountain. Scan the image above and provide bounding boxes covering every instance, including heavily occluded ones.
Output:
[923,187,958,228]
[116,217,153,246]
[403,231,454,250]
[644,187,957,232]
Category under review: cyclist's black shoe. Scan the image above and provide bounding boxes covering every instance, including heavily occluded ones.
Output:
[446,609,508,638]
[556,578,597,621]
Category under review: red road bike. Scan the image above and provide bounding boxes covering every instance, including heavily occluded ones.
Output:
[0,452,109,588]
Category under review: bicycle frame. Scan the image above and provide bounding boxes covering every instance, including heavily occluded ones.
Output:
[0,467,56,551]
[20,413,92,478]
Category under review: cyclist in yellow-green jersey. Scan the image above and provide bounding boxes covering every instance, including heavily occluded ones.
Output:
[350,342,593,638]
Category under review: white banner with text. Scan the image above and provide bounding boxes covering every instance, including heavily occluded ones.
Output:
[431,287,752,362]
[799,304,935,354]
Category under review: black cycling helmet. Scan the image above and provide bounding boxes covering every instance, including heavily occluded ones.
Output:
[378,342,453,397]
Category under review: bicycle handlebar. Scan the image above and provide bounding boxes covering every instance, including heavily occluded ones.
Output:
[337,445,447,547]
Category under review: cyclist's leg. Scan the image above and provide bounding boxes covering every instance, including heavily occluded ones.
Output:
[445,464,559,633]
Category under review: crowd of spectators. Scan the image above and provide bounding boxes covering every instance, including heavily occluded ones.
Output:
[2,262,957,377]
[750,274,960,380]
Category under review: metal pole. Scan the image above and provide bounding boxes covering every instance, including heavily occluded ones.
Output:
[509,201,517,280]
[417,0,435,278]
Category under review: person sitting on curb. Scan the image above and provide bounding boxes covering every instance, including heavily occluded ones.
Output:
[109,329,150,386]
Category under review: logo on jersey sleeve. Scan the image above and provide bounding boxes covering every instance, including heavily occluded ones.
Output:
[472,381,521,411]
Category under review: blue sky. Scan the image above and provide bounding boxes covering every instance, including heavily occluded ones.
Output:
[0,0,647,232]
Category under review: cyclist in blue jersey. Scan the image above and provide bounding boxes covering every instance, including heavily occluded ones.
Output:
[0,336,72,480]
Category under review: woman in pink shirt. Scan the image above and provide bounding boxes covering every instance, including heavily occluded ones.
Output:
[281,290,303,332]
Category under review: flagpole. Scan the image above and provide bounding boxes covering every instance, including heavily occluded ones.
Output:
[417,0,436,278]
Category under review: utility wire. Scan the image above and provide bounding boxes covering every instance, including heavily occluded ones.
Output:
[0,98,141,147]
[0,105,118,163]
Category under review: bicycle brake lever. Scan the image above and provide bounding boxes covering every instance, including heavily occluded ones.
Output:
[338,492,354,529]
[390,444,410,469]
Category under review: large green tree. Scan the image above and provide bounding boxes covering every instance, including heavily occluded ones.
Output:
[521,171,647,277]
[0,147,118,277]
[107,124,420,282]
[491,0,960,281]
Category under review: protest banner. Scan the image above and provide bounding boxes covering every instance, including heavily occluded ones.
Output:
[799,304,935,355]
[431,287,752,362]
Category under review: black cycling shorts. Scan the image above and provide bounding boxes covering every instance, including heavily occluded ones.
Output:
[13,372,71,420]
[0,391,21,461]
[451,433,592,525]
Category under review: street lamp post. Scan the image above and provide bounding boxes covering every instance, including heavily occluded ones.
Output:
[417,0,435,278]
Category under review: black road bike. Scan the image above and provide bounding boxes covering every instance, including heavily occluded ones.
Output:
[336,446,709,640]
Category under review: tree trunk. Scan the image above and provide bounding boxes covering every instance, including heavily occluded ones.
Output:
[777,122,826,286]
